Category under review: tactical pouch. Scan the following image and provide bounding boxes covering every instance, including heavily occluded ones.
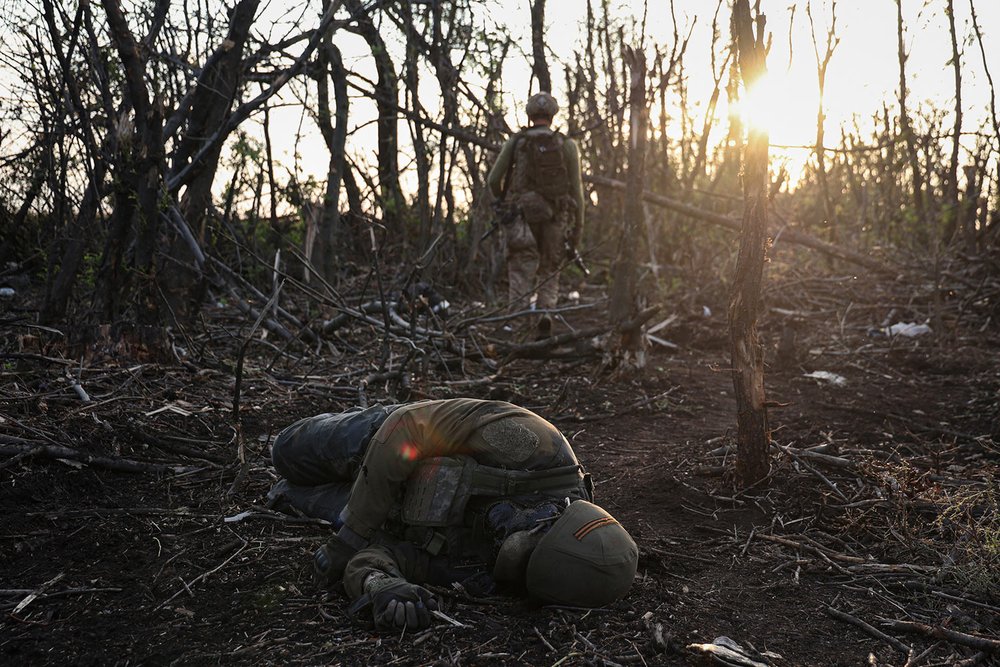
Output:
[400,456,477,527]
[514,130,569,201]
[517,190,555,225]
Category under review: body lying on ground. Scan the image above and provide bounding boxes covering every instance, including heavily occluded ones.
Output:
[269,398,638,630]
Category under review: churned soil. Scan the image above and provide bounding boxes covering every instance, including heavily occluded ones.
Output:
[2,265,998,666]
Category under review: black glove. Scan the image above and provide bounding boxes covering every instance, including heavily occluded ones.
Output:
[313,533,357,590]
[349,574,439,630]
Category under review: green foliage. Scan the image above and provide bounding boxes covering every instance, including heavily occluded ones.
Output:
[80,252,101,289]
[229,131,264,166]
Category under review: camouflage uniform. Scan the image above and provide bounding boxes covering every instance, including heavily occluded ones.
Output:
[487,99,585,316]
[271,399,592,600]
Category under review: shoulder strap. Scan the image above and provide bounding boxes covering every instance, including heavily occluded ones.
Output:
[499,130,526,201]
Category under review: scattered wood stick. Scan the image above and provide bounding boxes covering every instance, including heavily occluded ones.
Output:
[154,541,249,611]
[776,443,849,500]
[902,641,942,667]
[533,626,556,652]
[0,443,200,475]
[825,605,912,655]
[0,444,44,472]
[13,572,65,615]
[430,608,470,628]
[0,586,122,610]
[881,620,1000,654]
[708,442,853,469]
[846,563,938,575]
[757,534,866,564]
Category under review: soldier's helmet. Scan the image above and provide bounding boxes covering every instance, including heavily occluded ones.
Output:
[526,92,559,119]
[524,500,638,607]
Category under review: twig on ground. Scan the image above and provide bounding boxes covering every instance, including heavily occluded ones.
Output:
[881,619,1000,654]
[825,605,912,655]
[0,442,200,475]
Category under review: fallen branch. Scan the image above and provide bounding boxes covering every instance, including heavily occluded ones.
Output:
[709,442,854,469]
[757,534,866,564]
[586,174,892,273]
[825,606,912,655]
[881,620,1000,654]
[500,305,661,364]
[0,586,122,611]
[776,443,849,500]
[0,441,200,475]
[12,573,64,615]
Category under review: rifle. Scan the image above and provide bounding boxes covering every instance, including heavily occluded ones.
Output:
[564,242,591,276]
[480,202,521,241]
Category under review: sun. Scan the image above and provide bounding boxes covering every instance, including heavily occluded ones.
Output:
[731,61,852,148]
[723,66,843,184]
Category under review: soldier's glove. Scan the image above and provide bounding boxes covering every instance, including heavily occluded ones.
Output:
[313,533,359,590]
[349,573,439,631]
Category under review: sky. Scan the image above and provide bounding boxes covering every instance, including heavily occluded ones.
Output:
[267,0,1000,190]
[1,0,997,200]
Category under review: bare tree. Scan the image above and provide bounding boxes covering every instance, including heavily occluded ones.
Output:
[683,0,729,195]
[313,21,349,281]
[943,0,962,240]
[530,0,552,92]
[166,0,260,320]
[895,0,927,228]
[607,45,648,371]
[968,0,999,149]
[730,0,770,487]
[343,0,402,232]
[807,0,839,243]
[98,0,167,325]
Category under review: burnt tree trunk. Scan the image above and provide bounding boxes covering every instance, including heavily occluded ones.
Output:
[807,0,839,245]
[943,0,963,242]
[607,46,647,371]
[530,0,551,92]
[895,0,926,230]
[167,0,259,322]
[345,0,402,232]
[729,0,770,487]
[429,1,459,249]
[99,0,166,326]
[314,36,349,282]
[400,1,431,244]
[175,0,259,235]
[38,0,108,324]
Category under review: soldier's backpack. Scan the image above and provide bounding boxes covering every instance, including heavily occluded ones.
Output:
[510,129,570,205]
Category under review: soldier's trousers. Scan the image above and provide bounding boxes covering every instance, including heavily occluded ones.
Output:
[505,214,565,312]
[267,404,400,523]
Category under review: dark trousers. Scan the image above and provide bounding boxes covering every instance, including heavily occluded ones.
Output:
[268,404,400,523]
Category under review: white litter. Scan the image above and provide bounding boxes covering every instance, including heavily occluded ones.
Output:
[803,371,847,386]
[224,511,253,523]
[702,305,712,318]
[0,287,15,298]
[885,322,932,337]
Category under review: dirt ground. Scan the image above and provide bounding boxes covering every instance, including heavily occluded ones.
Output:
[2,262,998,666]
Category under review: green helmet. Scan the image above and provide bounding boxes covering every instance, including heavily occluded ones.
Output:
[525,500,638,607]
[526,92,559,119]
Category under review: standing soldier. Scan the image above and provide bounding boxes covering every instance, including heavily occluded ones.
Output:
[488,92,585,339]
